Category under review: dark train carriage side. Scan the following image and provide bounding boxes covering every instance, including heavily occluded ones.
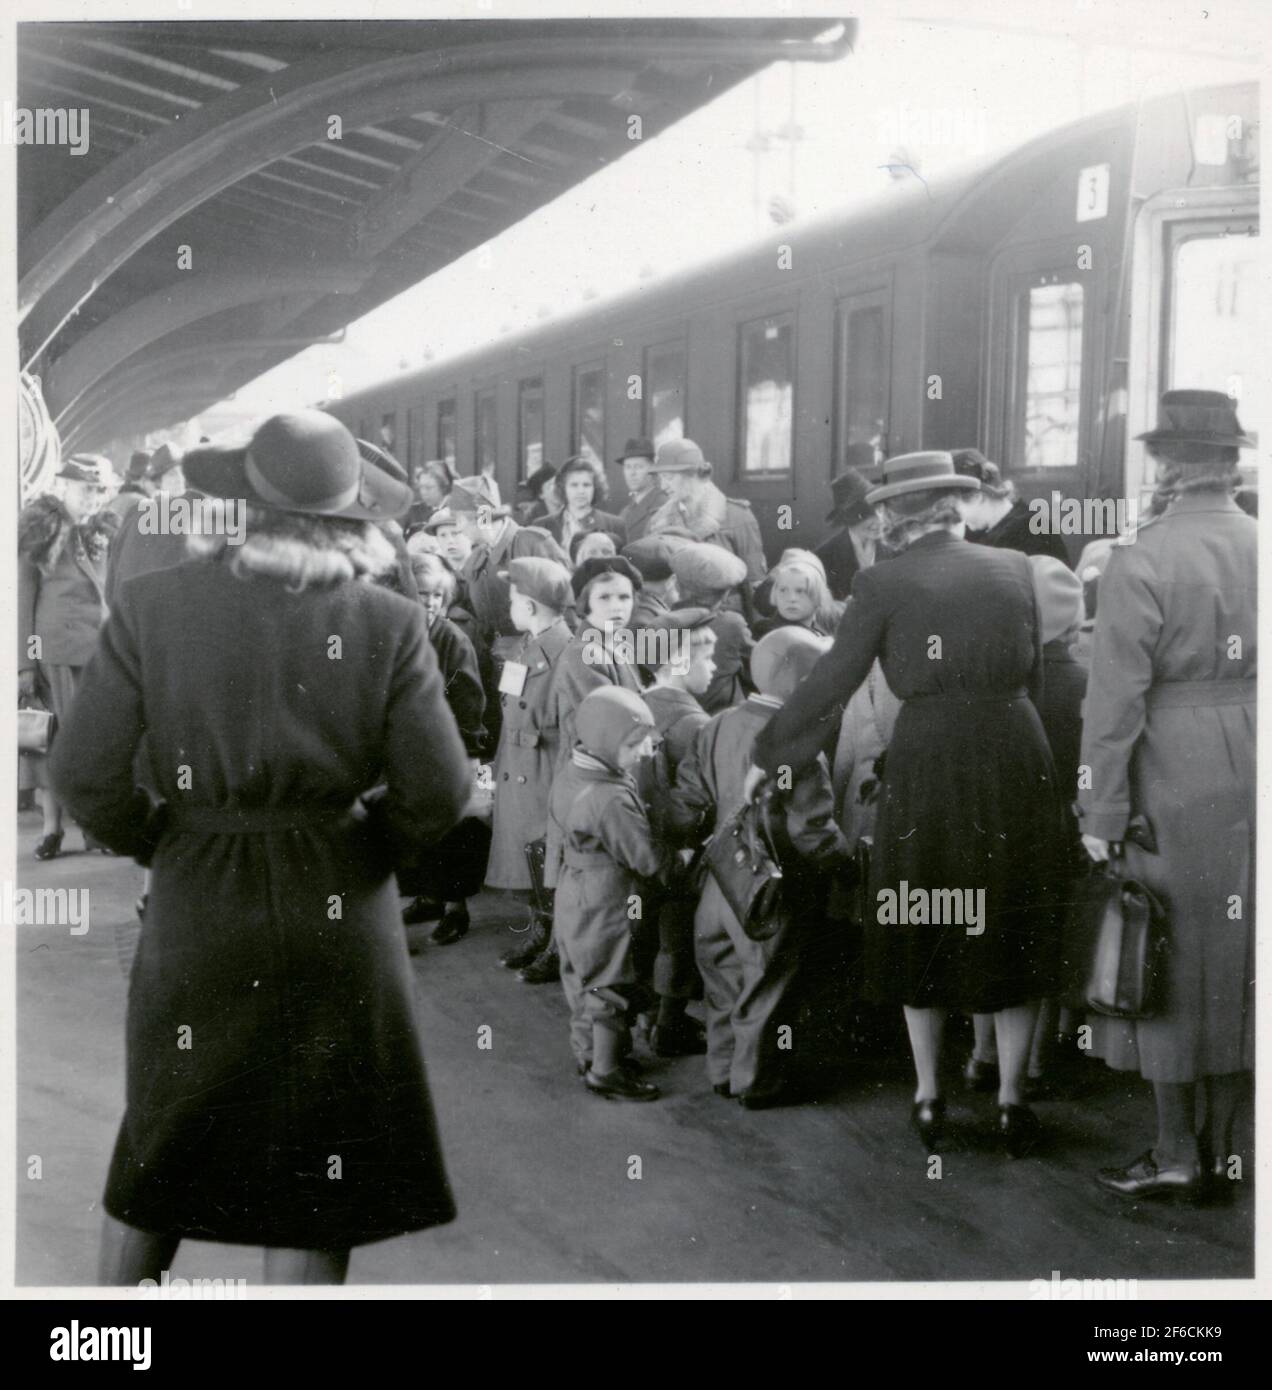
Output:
[329,82,1258,562]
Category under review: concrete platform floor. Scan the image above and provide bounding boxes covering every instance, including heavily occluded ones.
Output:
[15,810,1254,1288]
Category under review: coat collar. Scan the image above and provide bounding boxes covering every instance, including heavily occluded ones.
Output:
[1163,491,1245,518]
[523,618,571,664]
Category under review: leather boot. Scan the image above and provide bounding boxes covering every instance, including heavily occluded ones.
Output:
[518,937,560,984]
[499,912,549,969]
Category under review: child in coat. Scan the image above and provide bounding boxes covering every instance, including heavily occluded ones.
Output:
[531,556,647,987]
[635,608,718,1056]
[401,551,489,945]
[674,627,848,1108]
[670,542,754,714]
[550,687,672,1101]
[482,557,574,969]
[752,554,841,639]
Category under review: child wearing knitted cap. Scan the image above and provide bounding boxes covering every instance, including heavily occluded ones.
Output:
[549,686,673,1101]
[673,626,848,1108]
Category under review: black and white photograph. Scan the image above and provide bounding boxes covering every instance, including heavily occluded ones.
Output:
[4,0,1266,1311]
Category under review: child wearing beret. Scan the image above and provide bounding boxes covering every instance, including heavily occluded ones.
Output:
[549,687,672,1100]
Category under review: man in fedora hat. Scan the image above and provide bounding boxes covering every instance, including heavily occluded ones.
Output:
[103,450,151,525]
[615,437,662,545]
[106,442,191,606]
[814,465,879,601]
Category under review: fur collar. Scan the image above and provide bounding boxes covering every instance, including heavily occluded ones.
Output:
[647,480,729,541]
[18,494,117,575]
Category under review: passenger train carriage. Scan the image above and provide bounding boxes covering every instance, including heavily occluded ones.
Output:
[330,82,1259,561]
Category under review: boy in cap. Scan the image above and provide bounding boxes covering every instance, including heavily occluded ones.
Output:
[635,608,719,1056]
[671,541,754,714]
[484,557,575,971]
[550,686,672,1100]
[673,627,848,1108]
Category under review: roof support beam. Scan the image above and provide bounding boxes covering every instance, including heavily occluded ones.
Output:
[46,263,374,421]
[21,28,855,370]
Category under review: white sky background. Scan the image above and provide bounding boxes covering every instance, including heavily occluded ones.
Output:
[204,13,1262,435]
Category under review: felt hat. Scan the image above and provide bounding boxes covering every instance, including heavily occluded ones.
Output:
[951,448,1010,496]
[1135,389,1255,449]
[751,626,832,702]
[650,438,711,475]
[126,450,151,484]
[671,541,748,594]
[500,556,572,614]
[58,454,114,487]
[143,442,183,481]
[615,436,656,464]
[866,450,981,506]
[570,554,643,601]
[827,468,875,525]
[622,534,679,582]
[1028,555,1085,644]
[575,687,655,766]
[182,411,412,522]
[520,462,557,496]
[422,507,460,533]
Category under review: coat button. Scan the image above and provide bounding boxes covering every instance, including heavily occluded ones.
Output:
[517,775,527,784]
[519,700,527,709]
[502,772,510,781]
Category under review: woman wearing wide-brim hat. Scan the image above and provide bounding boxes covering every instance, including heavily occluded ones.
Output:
[1080,390,1256,1204]
[50,409,473,1284]
[749,451,1066,1155]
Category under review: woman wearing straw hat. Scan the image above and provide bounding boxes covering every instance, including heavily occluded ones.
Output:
[1081,390,1256,1204]
[749,451,1065,1156]
[51,410,473,1284]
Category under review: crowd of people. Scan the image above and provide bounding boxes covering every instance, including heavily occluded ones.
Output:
[18,388,1254,1282]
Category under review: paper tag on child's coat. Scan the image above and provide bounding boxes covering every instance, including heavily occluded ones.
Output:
[499,661,529,697]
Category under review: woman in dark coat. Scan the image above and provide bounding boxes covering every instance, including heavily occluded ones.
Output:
[749,452,1065,1156]
[50,412,472,1284]
[953,449,1070,564]
[1080,391,1256,1204]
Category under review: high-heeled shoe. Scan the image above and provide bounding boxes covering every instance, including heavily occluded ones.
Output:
[911,1098,946,1153]
[33,830,64,861]
[998,1103,1042,1158]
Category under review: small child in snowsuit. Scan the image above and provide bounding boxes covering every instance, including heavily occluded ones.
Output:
[549,686,672,1101]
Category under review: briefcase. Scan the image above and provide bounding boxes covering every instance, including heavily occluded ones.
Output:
[704,789,785,942]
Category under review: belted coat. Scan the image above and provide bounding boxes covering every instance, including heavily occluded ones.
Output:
[49,555,472,1248]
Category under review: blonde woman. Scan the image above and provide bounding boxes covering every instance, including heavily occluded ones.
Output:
[51,413,473,1284]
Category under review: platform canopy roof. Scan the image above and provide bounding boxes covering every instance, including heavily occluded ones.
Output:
[17,17,854,452]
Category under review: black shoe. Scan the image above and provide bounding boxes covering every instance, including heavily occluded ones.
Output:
[584,1067,660,1102]
[499,919,548,969]
[963,1056,999,1093]
[402,896,444,925]
[713,1082,734,1099]
[518,942,559,984]
[1095,1149,1204,1202]
[577,1057,643,1078]
[650,1018,708,1057]
[738,1083,796,1111]
[998,1103,1043,1158]
[430,908,470,946]
[33,831,64,861]
[911,1098,946,1153]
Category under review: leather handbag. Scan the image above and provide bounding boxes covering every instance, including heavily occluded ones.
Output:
[1082,849,1168,1019]
[19,705,55,755]
[704,788,786,942]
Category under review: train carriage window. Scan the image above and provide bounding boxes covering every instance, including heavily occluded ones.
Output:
[380,413,397,452]
[573,363,606,467]
[739,313,794,475]
[644,342,687,447]
[1012,277,1085,468]
[835,293,891,470]
[1167,229,1261,443]
[518,377,545,477]
[475,389,497,477]
[436,399,456,469]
